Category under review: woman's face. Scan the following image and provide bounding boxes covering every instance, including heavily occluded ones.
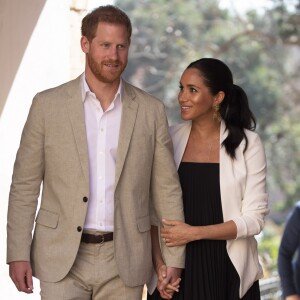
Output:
[178,68,219,122]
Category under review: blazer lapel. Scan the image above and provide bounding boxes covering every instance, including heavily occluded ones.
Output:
[65,76,89,185]
[170,122,191,169]
[115,81,139,188]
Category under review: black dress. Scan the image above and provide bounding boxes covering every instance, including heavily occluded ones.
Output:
[148,162,260,300]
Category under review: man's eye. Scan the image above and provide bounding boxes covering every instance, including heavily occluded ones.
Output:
[117,44,127,49]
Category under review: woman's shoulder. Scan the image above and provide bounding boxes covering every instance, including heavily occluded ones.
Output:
[293,201,300,214]
[243,127,260,138]
[169,121,191,138]
[242,128,264,147]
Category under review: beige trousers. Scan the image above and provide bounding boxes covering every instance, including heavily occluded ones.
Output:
[40,240,144,300]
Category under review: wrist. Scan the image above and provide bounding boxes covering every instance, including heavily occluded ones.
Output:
[154,259,165,273]
[192,225,203,241]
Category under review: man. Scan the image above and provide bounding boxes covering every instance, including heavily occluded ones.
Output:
[7,5,184,300]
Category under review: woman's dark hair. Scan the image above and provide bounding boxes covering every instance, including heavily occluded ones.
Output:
[81,5,132,42]
[187,58,256,159]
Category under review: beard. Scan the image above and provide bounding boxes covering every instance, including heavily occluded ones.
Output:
[87,55,127,84]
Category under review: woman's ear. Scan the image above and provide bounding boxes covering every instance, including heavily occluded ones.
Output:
[214,91,225,105]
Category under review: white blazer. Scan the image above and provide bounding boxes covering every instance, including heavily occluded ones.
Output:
[170,120,269,298]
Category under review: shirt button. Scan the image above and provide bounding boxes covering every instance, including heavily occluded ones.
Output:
[77,226,82,232]
[83,196,88,203]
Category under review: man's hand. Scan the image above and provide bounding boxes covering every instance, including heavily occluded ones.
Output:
[286,295,300,300]
[157,265,181,299]
[9,261,33,293]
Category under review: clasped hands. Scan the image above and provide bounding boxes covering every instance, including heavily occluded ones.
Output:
[155,219,193,298]
[156,264,181,299]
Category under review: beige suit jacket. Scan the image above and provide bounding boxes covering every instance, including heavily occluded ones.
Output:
[7,76,185,287]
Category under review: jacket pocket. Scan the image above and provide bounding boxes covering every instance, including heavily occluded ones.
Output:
[137,215,151,232]
[35,209,59,229]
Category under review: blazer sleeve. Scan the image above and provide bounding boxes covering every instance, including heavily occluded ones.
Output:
[278,204,300,297]
[7,94,45,263]
[150,103,185,269]
[233,133,269,239]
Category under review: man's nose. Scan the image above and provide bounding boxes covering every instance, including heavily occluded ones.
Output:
[108,47,118,60]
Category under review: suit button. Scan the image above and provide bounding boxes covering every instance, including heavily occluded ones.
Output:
[83,196,88,202]
[77,226,82,232]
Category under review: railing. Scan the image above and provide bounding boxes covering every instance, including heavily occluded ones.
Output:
[143,276,282,300]
[260,276,282,300]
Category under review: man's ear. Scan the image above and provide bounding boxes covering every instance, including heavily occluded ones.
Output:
[80,36,90,54]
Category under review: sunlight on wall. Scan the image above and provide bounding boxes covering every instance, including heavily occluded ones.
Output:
[0,0,116,298]
[0,0,70,298]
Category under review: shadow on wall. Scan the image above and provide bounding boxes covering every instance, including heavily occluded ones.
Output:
[0,0,47,117]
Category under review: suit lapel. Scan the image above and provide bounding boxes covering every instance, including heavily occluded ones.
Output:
[115,82,139,187]
[65,76,89,185]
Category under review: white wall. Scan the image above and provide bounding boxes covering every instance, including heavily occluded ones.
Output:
[0,0,72,298]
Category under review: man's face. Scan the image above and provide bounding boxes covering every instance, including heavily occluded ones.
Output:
[81,22,130,84]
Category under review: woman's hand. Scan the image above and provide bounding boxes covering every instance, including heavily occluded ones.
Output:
[161,219,195,247]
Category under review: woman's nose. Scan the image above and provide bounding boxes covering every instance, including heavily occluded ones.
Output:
[178,94,186,103]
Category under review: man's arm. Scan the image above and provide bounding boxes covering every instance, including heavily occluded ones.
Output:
[150,102,185,269]
[7,94,44,292]
[151,226,181,299]
[278,205,300,298]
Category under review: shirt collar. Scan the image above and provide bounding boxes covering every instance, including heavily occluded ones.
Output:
[80,73,122,105]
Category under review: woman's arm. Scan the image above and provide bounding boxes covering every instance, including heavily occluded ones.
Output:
[161,219,237,247]
[232,133,269,239]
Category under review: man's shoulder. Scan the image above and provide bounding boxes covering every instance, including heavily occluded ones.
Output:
[122,80,163,107]
[294,201,300,213]
[36,76,81,99]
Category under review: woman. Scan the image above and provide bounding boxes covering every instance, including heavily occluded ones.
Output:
[278,201,300,300]
[148,58,269,299]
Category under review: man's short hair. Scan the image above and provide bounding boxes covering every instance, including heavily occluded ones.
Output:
[81,5,132,41]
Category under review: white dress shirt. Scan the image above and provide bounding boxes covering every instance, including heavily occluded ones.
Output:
[81,74,122,232]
